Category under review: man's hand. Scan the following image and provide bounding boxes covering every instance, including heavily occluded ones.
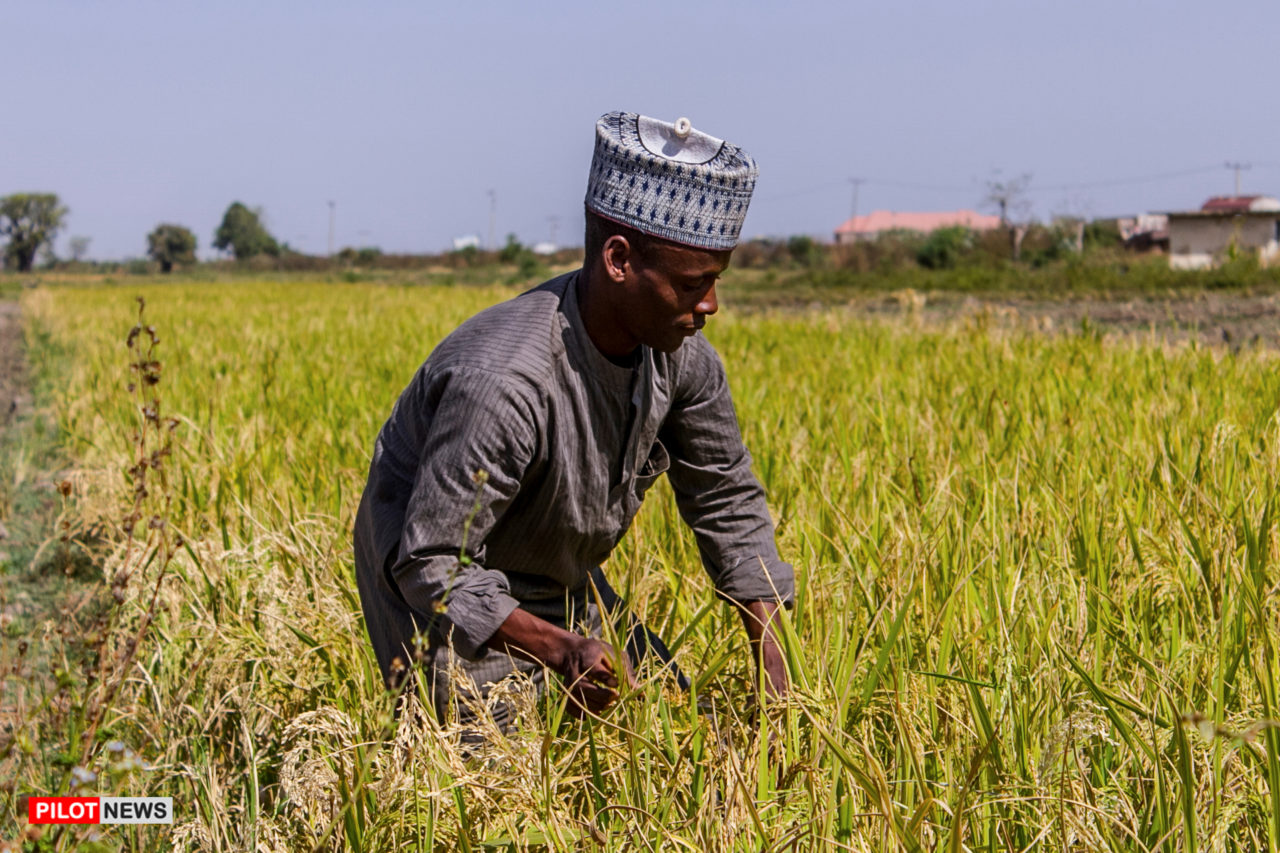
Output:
[488,607,637,717]
[739,600,789,700]
[556,635,637,716]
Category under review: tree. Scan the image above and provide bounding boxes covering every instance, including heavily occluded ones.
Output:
[498,233,524,263]
[916,226,974,269]
[983,172,1032,226]
[147,224,197,273]
[786,234,823,268]
[69,236,92,263]
[212,202,279,260]
[336,246,382,266]
[983,172,1033,260]
[0,193,67,272]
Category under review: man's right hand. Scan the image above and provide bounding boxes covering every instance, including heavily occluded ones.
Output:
[555,635,637,716]
[488,608,637,717]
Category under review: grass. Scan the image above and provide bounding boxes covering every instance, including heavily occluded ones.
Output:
[1,276,1278,850]
[9,248,1280,309]
[726,254,1280,309]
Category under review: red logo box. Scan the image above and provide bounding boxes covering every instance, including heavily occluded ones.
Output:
[28,797,101,824]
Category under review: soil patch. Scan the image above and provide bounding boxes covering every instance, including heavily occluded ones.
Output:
[0,297,84,738]
[0,298,33,574]
[0,301,27,427]
[907,289,1280,348]
[0,297,34,737]
[749,288,1280,349]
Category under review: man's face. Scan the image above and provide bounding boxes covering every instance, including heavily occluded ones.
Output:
[621,240,731,354]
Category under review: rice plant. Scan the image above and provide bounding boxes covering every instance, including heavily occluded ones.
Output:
[2,278,1278,851]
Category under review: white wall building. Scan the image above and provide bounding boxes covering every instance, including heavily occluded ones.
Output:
[1168,196,1280,270]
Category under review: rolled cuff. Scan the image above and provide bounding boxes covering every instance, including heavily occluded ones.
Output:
[439,584,522,661]
[713,554,795,609]
[392,555,522,661]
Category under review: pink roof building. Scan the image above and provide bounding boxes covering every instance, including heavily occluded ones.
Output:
[834,209,1003,244]
[1199,195,1280,213]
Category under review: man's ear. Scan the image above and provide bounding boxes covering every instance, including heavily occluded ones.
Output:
[601,235,632,283]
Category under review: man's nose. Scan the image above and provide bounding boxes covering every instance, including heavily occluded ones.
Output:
[695,283,718,316]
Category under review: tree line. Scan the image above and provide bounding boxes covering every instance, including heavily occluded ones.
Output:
[0,194,284,272]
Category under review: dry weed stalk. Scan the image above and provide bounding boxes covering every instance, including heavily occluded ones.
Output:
[77,296,181,760]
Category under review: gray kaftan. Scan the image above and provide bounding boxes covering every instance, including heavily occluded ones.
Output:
[353,270,792,714]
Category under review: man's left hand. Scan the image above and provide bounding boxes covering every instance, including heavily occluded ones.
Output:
[739,600,788,699]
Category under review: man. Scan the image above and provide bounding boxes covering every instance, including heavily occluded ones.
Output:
[353,111,793,727]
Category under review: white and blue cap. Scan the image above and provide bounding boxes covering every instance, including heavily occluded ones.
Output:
[586,111,758,251]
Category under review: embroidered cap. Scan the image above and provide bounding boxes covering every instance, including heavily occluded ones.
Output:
[585,111,758,250]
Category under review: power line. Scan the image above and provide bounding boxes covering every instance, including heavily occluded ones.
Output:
[868,178,975,192]
[757,182,844,202]
[758,178,973,203]
[848,177,866,221]
[1224,161,1252,196]
[760,164,1237,204]
[1032,164,1223,192]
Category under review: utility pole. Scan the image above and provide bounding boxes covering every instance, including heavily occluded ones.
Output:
[848,177,866,222]
[1224,161,1252,197]
[327,200,336,257]
[547,215,559,248]
[843,177,866,245]
[846,178,866,244]
[487,189,497,250]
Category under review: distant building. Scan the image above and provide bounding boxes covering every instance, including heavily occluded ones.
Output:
[1116,214,1169,251]
[834,209,1002,244]
[452,234,481,251]
[1167,196,1280,270]
[531,241,558,256]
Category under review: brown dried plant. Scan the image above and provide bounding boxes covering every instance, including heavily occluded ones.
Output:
[77,296,181,759]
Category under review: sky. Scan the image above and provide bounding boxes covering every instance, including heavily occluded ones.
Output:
[6,0,1280,260]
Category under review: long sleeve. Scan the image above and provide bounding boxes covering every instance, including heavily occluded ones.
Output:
[390,367,539,660]
[658,338,794,607]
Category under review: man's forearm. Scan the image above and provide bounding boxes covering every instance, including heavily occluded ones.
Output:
[487,607,636,716]
[739,599,788,698]
[486,606,577,672]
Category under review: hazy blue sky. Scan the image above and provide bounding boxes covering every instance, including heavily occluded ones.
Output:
[7,0,1279,260]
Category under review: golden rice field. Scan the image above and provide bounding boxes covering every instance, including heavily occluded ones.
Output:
[3,277,1280,851]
